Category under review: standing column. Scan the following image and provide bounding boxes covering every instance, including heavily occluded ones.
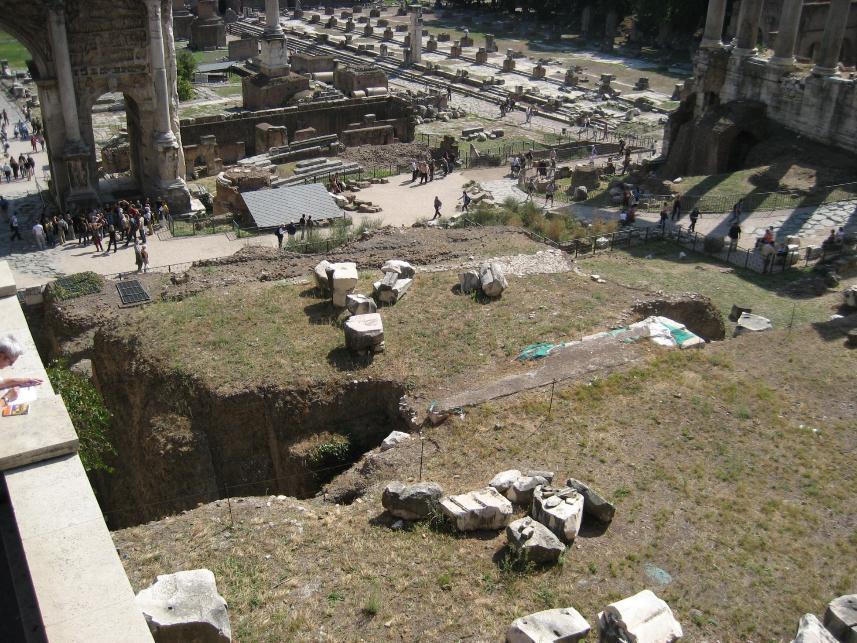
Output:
[770,0,803,69]
[701,0,728,48]
[265,0,283,36]
[409,4,422,64]
[147,0,177,145]
[812,0,852,76]
[732,0,765,56]
[46,3,82,149]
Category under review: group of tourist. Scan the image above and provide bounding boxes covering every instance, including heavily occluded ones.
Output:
[0,108,43,183]
[409,150,459,185]
[17,198,171,272]
[273,213,315,248]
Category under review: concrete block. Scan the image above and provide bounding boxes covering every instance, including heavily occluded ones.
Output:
[0,260,17,297]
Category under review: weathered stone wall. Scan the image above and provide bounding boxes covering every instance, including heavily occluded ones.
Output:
[180,96,414,156]
[665,46,857,175]
[762,0,857,66]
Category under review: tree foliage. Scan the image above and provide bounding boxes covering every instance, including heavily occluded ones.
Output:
[47,360,115,473]
[176,50,197,101]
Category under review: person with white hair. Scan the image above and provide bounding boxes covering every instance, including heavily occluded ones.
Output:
[0,334,43,403]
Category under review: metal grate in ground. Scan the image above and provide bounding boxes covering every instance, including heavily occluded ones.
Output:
[116,280,150,306]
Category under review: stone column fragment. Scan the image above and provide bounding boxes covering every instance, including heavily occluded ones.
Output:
[812,0,852,76]
[770,0,803,69]
[701,0,728,48]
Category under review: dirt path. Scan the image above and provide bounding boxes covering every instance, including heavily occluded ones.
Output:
[436,334,647,411]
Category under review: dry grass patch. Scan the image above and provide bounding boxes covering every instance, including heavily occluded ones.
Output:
[115,327,856,641]
[124,269,632,395]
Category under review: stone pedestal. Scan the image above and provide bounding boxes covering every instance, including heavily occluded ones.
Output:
[309,13,320,23]
[383,27,394,41]
[460,32,474,47]
[485,33,497,52]
[475,48,488,64]
[326,17,338,28]
[379,43,389,57]
[364,24,374,37]
[426,35,437,52]
[228,36,259,61]
[190,0,226,50]
[325,6,334,15]
[258,35,290,77]
[370,8,381,18]
[503,56,516,72]
[173,0,195,41]
[450,41,462,57]
[242,72,310,110]
[255,123,287,152]
[340,10,352,19]
[565,69,578,85]
[345,19,355,32]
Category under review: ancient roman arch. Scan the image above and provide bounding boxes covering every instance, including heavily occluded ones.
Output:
[0,0,190,212]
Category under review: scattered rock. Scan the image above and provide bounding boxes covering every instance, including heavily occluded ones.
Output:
[170,271,190,285]
[328,262,359,307]
[380,430,411,451]
[729,304,752,322]
[346,293,377,315]
[507,607,591,643]
[506,517,566,564]
[573,186,588,201]
[734,312,773,337]
[382,481,443,520]
[824,594,857,642]
[595,237,609,250]
[439,487,514,531]
[479,262,508,298]
[566,478,616,524]
[375,277,413,304]
[844,285,857,309]
[792,613,839,643]
[344,313,385,352]
[532,485,585,543]
[507,474,551,505]
[381,259,416,278]
[135,569,231,643]
[598,589,683,643]
[459,269,480,294]
[69,358,93,380]
[489,469,522,496]
[313,260,333,291]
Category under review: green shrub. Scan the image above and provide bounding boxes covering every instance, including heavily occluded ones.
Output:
[305,434,351,469]
[46,360,115,473]
[51,272,104,300]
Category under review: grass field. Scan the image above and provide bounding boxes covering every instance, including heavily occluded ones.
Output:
[115,323,857,641]
[0,30,30,71]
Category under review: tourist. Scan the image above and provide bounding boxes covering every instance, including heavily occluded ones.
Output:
[134,240,144,273]
[688,207,700,233]
[91,220,104,253]
[0,334,43,401]
[106,225,118,254]
[659,206,669,231]
[9,213,21,242]
[627,205,637,225]
[64,212,75,241]
[306,215,313,236]
[286,221,296,243]
[459,190,471,213]
[433,195,442,220]
[589,145,597,166]
[299,214,306,239]
[446,86,452,101]
[1,110,7,127]
[26,155,35,180]
[30,134,37,153]
[510,155,521,178]
[728,221,742,250]
[143,203,154,236]
[429,159,435,182]
[618,138,626,155]
[619,210,628,226]
[761,226,775,246]
[670,194,681,221]
[411,159,418,182]
[10,156,18,180]
[419,160,429,184]
[17,155,26,180]
[55,215,67,245]
[604,157,616,175]
[525,106,533,123]
[545,181,555,208]
[43,217,55,247]
[2,160,10,182]
[141,244,149,273]
[835,227,845,243]
[275,224,285,250]
[32,221,45,250]
[730,199,743,222]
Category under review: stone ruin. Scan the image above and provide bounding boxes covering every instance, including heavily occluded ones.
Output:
[598,590,683,642]
[190,0,226,51]
[459,262,508,298]
[213,166,272,219]
[373,260,415,305]
[135,569,231,642]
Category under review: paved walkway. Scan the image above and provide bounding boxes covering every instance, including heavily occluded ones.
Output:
[566,198,857,248]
